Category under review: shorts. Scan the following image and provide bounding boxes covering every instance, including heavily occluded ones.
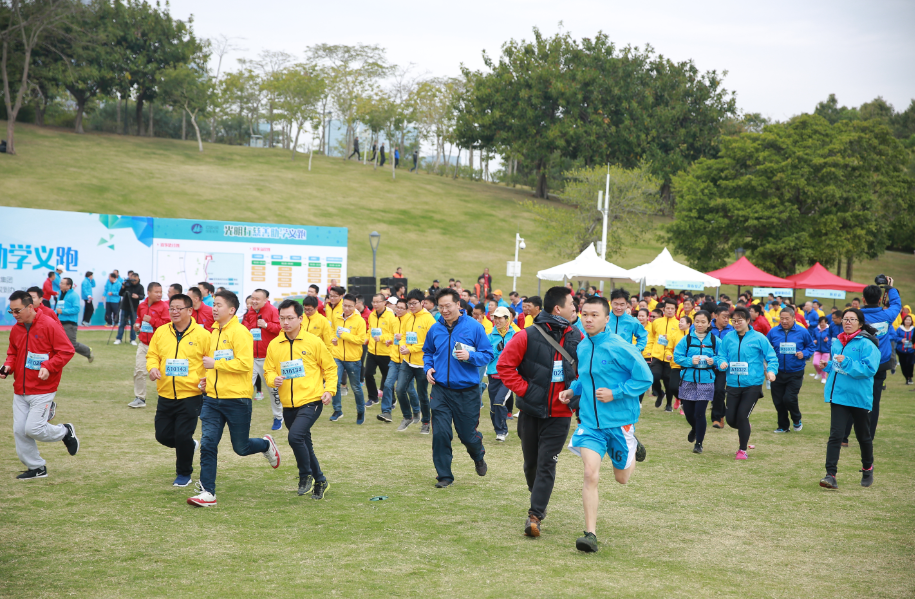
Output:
[569,423,637,470]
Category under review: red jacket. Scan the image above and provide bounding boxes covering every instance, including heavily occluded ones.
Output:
[134,300,170,345]
[4,309,75,395]
[42,279,58,300]
[752,315,771,335]
[243,302,281,359]
[38,304,61,325]
[191,304,214,332]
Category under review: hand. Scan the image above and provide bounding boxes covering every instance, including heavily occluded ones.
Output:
[426,368,436,385]
[705,356,714,365]
[321,391,333,405]
[198,378,206,392]
[134,323,140,332]
[203,356,215,369]
[149,368,162,381]
[131,293,138,299]
[834,355,845,364]
[665,354,672,362]
[0,366,9,379]
[766,372,776,382]
[795,351,804,360]
[399,346,409,355]
[595,387,614,403]
[454,349,470,361]
[394,333,402,342]
[273,375,286,387]
[331,338,338,346]
[719,362,728,371]
[258,318,267,329]
[38,368,49,381]
[887,276,894,287]
[143,315,151,322]
[692,355,700,365]
[385,339,393,346]
[558,389,574,404]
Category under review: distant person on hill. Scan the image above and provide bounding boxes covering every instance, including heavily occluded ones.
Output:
[348,137,361,161]
[379,144,386,167]
[410,150,418,172]
[393,267,404,279]
[370,141,377,162]
[394,147,400,168]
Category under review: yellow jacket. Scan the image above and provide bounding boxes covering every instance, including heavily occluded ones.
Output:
[647,298,658,311]
[205,317,254,399]
[264,327,338,408]
[368,308,398,356]
[401,308,436,366]
[304,312,334,353]
[324,300,343,324]
[650,316,680,360]
[511,322,520,333]
[145,318,211,400]
[642,322,654,359]
[478,318,493,335]
[390,315,409,363]
[666,328,686,368]
[331,311,367,362]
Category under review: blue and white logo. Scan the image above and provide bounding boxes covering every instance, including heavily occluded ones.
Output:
[191,224,203,234]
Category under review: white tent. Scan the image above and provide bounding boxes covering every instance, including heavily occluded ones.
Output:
[626,248,721,290]
[537,243,634,282]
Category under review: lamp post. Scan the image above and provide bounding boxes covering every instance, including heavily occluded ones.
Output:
[512,232,525,292]
[597,182,609,293]
[369,231,381,284]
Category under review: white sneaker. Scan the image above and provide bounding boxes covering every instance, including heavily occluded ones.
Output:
[496,433,507,442]
[254,391,264,401]
[127,398,146,408]
[821,378,827,384]
[130,340,138,346]
[187,482,216,507]
[809,373,816,378]
[113,340,121,345]
[262,434,280,469]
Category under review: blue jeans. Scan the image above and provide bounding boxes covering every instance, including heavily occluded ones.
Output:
[117,307,136,341]
[397,364,430,423]
[333,359,365,414]
[383,361,416,414]
[487,375,511,435]
[199,396,269,494]
[284,401,326,482]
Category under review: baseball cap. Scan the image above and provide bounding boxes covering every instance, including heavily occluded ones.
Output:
[494,289,503,295]
[387,297,398,306]
[492,306,512,319]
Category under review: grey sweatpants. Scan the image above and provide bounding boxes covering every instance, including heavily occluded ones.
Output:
[13,393,67,469]
[253,358,282,420]
[62,322,91,359]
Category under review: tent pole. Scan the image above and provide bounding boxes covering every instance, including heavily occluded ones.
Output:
[737,285,741,297]
[716,286,720,302]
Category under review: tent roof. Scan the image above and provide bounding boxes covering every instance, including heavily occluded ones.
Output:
[705,256,796,288]
[536,243,634,281]
[626,248,721,288]
[786,262,866,292]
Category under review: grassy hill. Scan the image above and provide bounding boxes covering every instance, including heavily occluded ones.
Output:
[2,121,913,302]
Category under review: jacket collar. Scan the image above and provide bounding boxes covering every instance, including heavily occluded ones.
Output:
[215,316,238,332]
[534,311,570,332]
[168,317,198,336]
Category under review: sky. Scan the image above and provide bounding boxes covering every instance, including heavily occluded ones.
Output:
[170,0,915,121]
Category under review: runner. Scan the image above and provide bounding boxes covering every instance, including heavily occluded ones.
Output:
[717,307,778,460]
[55,278,94,363]
[665,316,688,413]
[673,310,719,453]
[608,289,648,352]
[307,285,325,314]
[104,272,121,326]
[167,283,182,300]
[265,299,337,499]
[2,290,79,479]
[187,290,281,507]
[709,305,736,428]
[423,288,494,488]
[383,297,418,424]
[365,293,397,411]
[485,306,515,441]
[127,282,169,408]
[41,271,58,308]
[559,295,652,553]
[188,287,215,331]
[395,289,436,433]
[748,303,771,335]
[812,316,833,384]
[26,287,60,324]
[329,294,367,423]
[197,282,215,307]
[766,307,816,433]
[324,285,345,324]
[302,296,334,352]
[242,289,283,431]
[80,272,96,326]
[895,314,914,385]
[650,298,680,411]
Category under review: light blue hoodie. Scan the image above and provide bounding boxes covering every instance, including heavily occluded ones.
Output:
[486,326,515,375]
[608,311,648,351]
[58,289,81,324]
[717,329,778,387]
[673,330,721,385]
[104,277,122,304]
[824,334,881,409]
[81,277,96,301]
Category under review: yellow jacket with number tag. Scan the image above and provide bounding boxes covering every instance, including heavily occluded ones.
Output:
[331,312,367,361]
[402,308,437,366]
[390,315,407,363]
[642,322,654,359]
[665,328,686,369]
[650,316,680,361]
[264,327,338,408]
[145,318,211,400]
[205,316,254,399]
[304,312,334,353]
[367,308,398,356]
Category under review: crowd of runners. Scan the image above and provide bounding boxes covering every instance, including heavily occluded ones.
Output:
[3,266,911,552]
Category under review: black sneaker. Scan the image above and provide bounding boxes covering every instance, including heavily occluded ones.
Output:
[654,392,664,408]
[576,531,598,553]
[62,423,79,456]
[377,412,392,423]
[16,466,48,480]
[312,480,329,500]
[664,404,673,412]
[475,459,488,477]
[860,467,873,488]
[693,442,703,454]
[435,479,453,488]
[819,474,838,490]
[687,429,696,443]
[298,475,314,496]
[635,438,646,462]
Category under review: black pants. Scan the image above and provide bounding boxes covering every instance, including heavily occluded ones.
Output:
[154,395,203,477]
[348,149,360,160]
[430,385,485,483]
[826,402,873,476]
[897,351,914,380]
[682,400,709,444]
[283,402,325,482]
[650,360,671,401]
[771,370,804,430]
[82,299,94,324]
[711,370,727,421]
[517,412,570,520]
[380,155,386,166]
[843,368,887,442]
[725,385,761,451]
[104,302,119,325]
[359,346,368,383]
[669,369,681,399]
[365,353,390,400]
[506,393,514,413]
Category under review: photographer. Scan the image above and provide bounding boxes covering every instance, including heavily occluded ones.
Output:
[116,273,145,346]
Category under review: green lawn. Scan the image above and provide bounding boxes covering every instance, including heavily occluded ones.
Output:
[0,331,913,598]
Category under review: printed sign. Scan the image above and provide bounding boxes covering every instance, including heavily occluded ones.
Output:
[665,280,704,291]
[752,287,794,297]
[805,289,846,300]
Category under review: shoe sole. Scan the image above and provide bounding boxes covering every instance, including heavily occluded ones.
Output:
[64,424,79,456]
[17,473,48,480]
[263,435,281,469]
[128,403,146,408]
[435,482,453,488]
[313,482,329,500]
[421,429,430,435]
[377,414,392,423]
[575,540,598,553]
[819,481,838,489]
[524,522,541,537]
[173,480,193,487]
[635,440,646,463]
[187,499,217,507]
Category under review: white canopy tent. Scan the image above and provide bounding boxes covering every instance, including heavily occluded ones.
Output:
[626,248,721,294]
[536,243,634,292]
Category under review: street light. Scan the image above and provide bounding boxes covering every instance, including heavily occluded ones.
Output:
[512,232,525,292]
[369,231,381,283]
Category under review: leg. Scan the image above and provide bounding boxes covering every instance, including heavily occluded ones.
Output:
[450,387,485,461]
[528,416,571,520]
[770,373,790,430]
[581,448,602,534]
[411,367,431,423]
[487,376,508,436]
[382,361,400,414]
[395,364,415,419]
[134,342,149,400]
[711,370,726,422]
[429,385,455,483]
[333,359,345,413]
[869,369,886,439]
[376,356,390,395]
[693,400,709,444]
[173,397,203,477]
[83,300,94,324]
[517,411,540,493]
[198,397,228,494]
[223,398,268,456]
[733,387,759,451]
[285,403,325,481]
[63,323,90,359]
[668,367,680,406]
[850,406,874,471]
[364,353,380,399]
[117,308,127,340]
[682,400,697,431]
[360,346,368,383]
[650,360,664,400]
[154,397,179,450]
[784,371,804,427]
[14,394,63,469]
[825,402,852,476]
[344,361,365,413]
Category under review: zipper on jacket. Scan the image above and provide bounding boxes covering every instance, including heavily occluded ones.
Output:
[22,327,29,395]
[828,342,847,400]
[736,332,745,387]
[214,326,223,399]
[172,325,187,399]
[589,336,598,428]
[288,338,296,408]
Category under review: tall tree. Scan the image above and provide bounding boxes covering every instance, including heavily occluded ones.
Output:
[274,64,325,160]
[159,57,210,152]
[242,49,292,148]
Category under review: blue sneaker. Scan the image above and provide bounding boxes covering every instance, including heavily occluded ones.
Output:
[356,412,365,425]
[271,418,283,431]
[173,474,192,487]
[364,399,376,408]
[793,422,803,432]
[329,411,343,422]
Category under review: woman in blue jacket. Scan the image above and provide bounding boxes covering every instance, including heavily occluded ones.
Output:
[812,316,832,383]
[80,271,96,325]
[486,307,516,440]
[673,310,720,454]
[820,308,881,490]
[894,314,914,385]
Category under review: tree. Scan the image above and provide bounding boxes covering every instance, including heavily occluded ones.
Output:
[814,93,859,124]
[413,77,459,173]
[523,164,658,258]
[274,64,325,160]
[159,59,210,152]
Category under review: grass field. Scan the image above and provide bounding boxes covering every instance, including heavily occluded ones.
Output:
[0,331,913,598]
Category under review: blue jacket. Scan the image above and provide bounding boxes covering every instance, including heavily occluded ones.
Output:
[203,295,214,307]
[673,330,721,385]
[511,301,523,314]
[766,323,815,373]
[861,288,901,364]
[608,312,648,351]
[58,289,81,324]
[570,330,653,430]
[104,278,122,303]
[828,321,844,341]
[895,327,914,354]
[709,321,735,341]
[52,276,61,294]
[805,309,820,328]
[824,335,881,409]
[812,326,832,353]
[717,329,778,387]
[486,326,515,375]
[81,278,95,301]
[423,311,494,389]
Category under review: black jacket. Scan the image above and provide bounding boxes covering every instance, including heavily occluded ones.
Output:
[119,280,145,314]
[514,312,581,418]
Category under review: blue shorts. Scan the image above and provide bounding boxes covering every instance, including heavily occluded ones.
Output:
[569,423,637,470]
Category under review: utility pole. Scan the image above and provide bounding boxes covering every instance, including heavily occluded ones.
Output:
[597,171,609,293]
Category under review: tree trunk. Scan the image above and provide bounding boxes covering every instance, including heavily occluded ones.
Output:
[74,98,86,134]
[444,144,453,177]
[116,96,122,133]
[123,97,130,135]
[291,125,301,160]
[835,257,842,276]
[308,141,313,171]
[845,256,854,281]
[535,162,548,198]
[189,108,203,152]
[209,116,216,143]
[268,102,274,148]
[148,102,154,137]
[452,151,460,180]
[135,98,145,136]
[469,148,474,180]
[182,111,186,140]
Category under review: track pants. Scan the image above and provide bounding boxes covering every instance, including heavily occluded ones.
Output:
[826,402,873,476]
[771,370,804,430]
[253,358,282,420]
[517,412,570,520]
[430,385,485,483]
[725,385,761,451]
[13,393,65,469]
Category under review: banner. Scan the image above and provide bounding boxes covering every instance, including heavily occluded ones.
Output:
[804,288,846,300]
[752,287,794,297]
[0,207,347,326]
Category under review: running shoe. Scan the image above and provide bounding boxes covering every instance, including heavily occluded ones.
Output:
[312,480,329,500]
[262,435,280,469]
[356,412,365,425]
[16,466,47,480]
[576,532,598,553]
[712,419,724,429]
[654,392,664,408]
[364,399,376,409]
[329,411,343,422]
[475,459,488,476]
[396,418,412,432]
[774,428,790,433]
[62,423,79,456]
[187,482,217,507]
[377,412,393,423]
[496,433,507,442]
[173,474,192,487]
[635,438,646,462]
[664,405,673,413]
[687,429,696,443]
[420,424,430,435]
[819,474,838,489]
[113,339,121,345]
[860,467,874,488]
[525,515,541,538]
[88,348,95,363]
[412,413,421,425]
[271,418,282,431]
[435,479,453,488]
[130,340,137,346]
[735,449,748,460]
[793,422,803,432]
[254,391,264,401]
[821,378,827,384]
[298,475,314,496]
[693,443,703,454]
[127,398,146,408]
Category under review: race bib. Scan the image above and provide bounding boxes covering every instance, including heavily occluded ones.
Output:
[779,342,796,355]
[25,352,49,371]
[165,358,189,377]
[394,336,401,345]
[337,327,351,336]
[658,335,668,347]
[695,355,709,369]
[903,340,913,350]
[214,349,234,361]
[551,360,564,383]
[406,332,418,345]
[371,327,382,339]
[729,361,749,376]
[140,321,154,333]
[251,328,262,341]
[281,359,305,379]
[872,322,889,337]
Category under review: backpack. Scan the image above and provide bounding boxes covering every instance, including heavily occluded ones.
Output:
[684,333,716,368]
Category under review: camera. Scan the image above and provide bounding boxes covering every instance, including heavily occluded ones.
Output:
[874,274,889,286]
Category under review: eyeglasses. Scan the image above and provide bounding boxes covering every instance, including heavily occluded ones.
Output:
[407,301,420,308]
[168,307,190,313]
[842,318,859,323]
[7,308,27,315]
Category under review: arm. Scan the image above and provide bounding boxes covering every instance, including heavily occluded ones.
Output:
[495,330,529,395]
[801,330,816,359]
[465,324,495,367]
[145,330,161,372]
[877,288,902,323]
[632,320,648,351]
[672,336,689,367]
[404,317,429,354]
[318,342,338,391]
[340,317,366,345]
[762,336,779,375]
[264,307,282,335]
[214,329,254,374]
[151,305,170,329]
[837,342,881,378]
[42,324,75,374]
[380,314,396,346]
[421,326,437,372]
[608,344,654,399]
[60,295,80,319]
[263,346,280,388]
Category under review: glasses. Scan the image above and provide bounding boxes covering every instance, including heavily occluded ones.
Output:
[7,308,27,315]
[731,318,746,323]
[168,307,190,313]
[842,318,859,323]
[407,301,420,308]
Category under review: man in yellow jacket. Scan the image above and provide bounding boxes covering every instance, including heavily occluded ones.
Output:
[366,293,398,416]
[146,293,211,488]
[649,299,680,410]
[302,295,334,352]
[395,289,437,433]
[328,293,367,423]
[187,291,281,508]
[264,299,337,499]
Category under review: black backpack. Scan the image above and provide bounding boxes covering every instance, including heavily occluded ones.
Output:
[684,333,716,368]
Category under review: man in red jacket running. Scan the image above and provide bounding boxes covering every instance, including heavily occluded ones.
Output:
[128,282,170,409]
[2,291,79,479]
[243,288,282,430]
[188,287,215,331]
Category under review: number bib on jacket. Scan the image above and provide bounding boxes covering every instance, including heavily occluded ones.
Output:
[872,322,889,337]
[695,356,710,369]
[903,340,913,350]
[25,352,49,371]
[140,321,154,333]
[779,342,796,355]
[165,359,189,377]
[251,328,262,341]
[405,332,418,345]
[729,361,749,376]
[371,328,382,338]
[551,360,564,383]
[337,327,351,336]
[658,335,668,347]
[214,349,234,361]
[281,359,305,379]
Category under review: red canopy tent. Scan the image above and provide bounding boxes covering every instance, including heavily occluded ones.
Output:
[705,256,796,288]
[786,262,866,292]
